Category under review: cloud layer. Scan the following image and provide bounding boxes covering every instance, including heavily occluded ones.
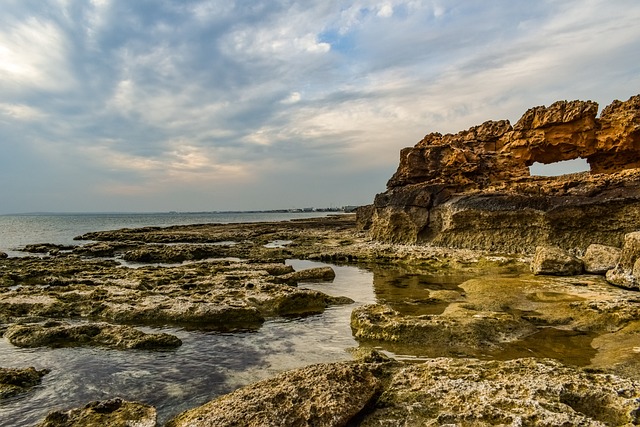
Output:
[1,0,639,213]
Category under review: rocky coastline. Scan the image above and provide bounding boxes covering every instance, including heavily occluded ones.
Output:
[3,94,640,426]
[0,213,638,425]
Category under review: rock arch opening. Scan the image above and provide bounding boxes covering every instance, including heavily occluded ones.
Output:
[528,158,590,177]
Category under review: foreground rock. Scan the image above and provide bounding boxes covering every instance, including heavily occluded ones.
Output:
[166,361,381,427]
[0,251,7,259]
[606,231,640,289]
[165,357,640,427]
[37,398,156,427]
[360,94,640,252]
[359,358,640,426]
[4,321,181,349]
[0,367,49,399]
[531,246,583,276]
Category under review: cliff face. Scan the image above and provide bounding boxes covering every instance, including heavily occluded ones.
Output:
[360,95,640,253]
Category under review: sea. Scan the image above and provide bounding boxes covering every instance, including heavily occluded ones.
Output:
[0,212,377,426]
[0,211,340,256]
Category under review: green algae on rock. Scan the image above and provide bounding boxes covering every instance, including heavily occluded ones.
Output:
[36,398,156,427]
[0,367,49,399]
[4,321,182,349]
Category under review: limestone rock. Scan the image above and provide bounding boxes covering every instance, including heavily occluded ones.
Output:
[606,231,640,289]
[358,358,640,426]
[361,95,640,253]
[4,321,182,350]
[276,266,336,283]
[0,367,49,399]
[166,362,381,427]
[351,304,536,354]
[583,243,621,274]
[531,246,583,276]
[36,398,156,427]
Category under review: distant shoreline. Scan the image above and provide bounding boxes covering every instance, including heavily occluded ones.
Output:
[1,206,359,216]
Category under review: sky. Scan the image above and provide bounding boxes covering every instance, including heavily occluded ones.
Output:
[1,0,639,214]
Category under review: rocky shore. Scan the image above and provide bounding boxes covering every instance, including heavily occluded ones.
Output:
[0,213,639,425]
[3,94,640,426]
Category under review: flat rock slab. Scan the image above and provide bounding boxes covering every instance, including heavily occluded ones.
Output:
[166,362,381,427]
[0,367,49,399]
[36,398,156,427]
[359,358,640,426]
[4,321,182,350]
[0,257,352,331]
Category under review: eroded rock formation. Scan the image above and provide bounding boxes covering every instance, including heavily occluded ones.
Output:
[360,94,640,252]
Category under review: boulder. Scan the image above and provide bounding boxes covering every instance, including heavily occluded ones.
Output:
[4,321,182,350]
[582,243,621,274]
[606,231,640,289]
[0,367,49,399]
[166,362,380,427]
[36,398,156,427]
[531,246,583,276]
[0,251,8,259]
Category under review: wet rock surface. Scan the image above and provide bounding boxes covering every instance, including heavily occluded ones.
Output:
[36,398,156,427]
[166,361,382,427]
[352,269,640,377]
[3,214,640,425]
[4,321,182,349]
[0,367,49,399]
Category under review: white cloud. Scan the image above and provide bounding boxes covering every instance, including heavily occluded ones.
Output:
[0,18,73,92]
[0,103,45,120]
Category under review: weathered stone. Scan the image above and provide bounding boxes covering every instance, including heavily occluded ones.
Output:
[606,231,640,289]
[22,244,75,254]
[0,256,352,331]
[36,398,156,427]
[351,303,536,353]
[362,95,640,253]
[358,358,640,426]
[583,243,621,274]
[166,362,380,427]
[263,263,295,276]
[4,321,182,350]
[276,266,336,283]
[0,367,49,399]
[531,246,583,276]
[122,244,229,263]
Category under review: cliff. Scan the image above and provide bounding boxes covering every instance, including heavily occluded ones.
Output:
[359,94,640,253]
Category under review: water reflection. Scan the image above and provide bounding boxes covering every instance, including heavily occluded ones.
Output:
[369,263,471,316]
[0,260,374,425]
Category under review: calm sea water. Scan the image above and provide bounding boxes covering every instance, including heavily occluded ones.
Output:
[0,212,333,256]
[0,212,376,426]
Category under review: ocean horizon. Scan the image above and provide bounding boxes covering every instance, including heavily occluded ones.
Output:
[0,210,347,257]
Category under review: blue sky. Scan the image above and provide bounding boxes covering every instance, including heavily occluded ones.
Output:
[1,0,639,213]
